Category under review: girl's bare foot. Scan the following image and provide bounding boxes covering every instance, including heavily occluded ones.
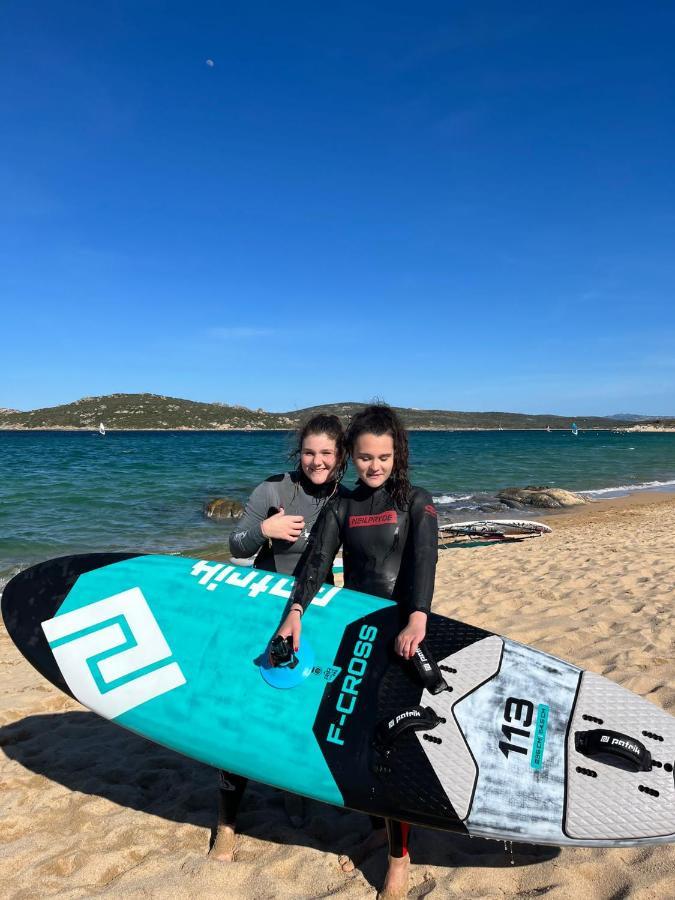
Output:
[377,853,410,900]
[338,826,387,873]
[209,824,236,862]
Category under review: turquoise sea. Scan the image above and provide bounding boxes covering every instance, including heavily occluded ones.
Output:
[2,429,675,590]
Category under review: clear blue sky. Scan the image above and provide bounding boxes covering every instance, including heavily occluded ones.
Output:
[2,2,674,415]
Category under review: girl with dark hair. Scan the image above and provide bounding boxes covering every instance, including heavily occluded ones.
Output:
[229,413,346,574]
[209,414,346,861]
[275,403,438,899]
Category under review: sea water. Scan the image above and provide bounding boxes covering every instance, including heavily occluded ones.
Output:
[2,429,674,589]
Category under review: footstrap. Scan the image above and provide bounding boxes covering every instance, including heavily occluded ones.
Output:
[575,729,652,772]
[375,705,441,757]
[412,641,449,695]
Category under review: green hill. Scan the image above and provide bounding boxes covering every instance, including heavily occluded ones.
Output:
[285,402,626,431]
[0,394,293,430]
[0,393,635,431]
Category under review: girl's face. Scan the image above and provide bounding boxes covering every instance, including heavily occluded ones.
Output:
[352,433,395,488]
[300,433,338,484]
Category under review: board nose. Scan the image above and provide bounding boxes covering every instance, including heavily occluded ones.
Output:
[1,553,140,695]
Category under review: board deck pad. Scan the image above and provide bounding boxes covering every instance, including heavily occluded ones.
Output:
[2,553,674,847]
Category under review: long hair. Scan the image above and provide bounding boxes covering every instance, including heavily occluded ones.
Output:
[290,413,347,486]
[345,404,411,507]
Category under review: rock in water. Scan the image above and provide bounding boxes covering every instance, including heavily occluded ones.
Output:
[497,487,587,509]
[204,498,244,519]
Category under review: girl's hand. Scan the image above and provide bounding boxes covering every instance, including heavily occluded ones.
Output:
[395,611,427,659]
[273,608,303,657]
[262,507,306,542]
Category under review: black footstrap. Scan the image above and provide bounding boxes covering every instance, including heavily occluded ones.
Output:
[575,729,652,772]
[375,705,441,758]
[412,641,449,695]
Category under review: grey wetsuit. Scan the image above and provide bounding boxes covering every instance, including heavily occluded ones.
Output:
[219,470,338,821]
[229,471,338,575]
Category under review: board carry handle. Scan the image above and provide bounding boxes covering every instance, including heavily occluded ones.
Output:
[575,729,652,772]
[412,641,449,695]
[375,705,441,759]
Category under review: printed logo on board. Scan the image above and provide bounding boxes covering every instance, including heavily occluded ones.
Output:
[189,560,340,607]
[42,587,186,719]
[498,696,550,771]
[326,624,378,746]
[310,665,342,683]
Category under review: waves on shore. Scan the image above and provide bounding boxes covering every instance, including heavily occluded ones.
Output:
[3,430,675,592]
[580,477,675,498]
[432,477,675,520]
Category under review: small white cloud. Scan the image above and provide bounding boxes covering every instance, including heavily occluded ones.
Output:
[205,59,215,67]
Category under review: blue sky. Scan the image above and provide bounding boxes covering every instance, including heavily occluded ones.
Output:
[2,2,674,415]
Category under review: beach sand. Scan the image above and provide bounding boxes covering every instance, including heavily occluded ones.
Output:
[1,494,673,899]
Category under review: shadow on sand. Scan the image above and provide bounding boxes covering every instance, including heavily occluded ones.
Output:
[1,710,559,891]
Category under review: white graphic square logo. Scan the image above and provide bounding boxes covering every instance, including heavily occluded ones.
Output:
[42,587,186,718]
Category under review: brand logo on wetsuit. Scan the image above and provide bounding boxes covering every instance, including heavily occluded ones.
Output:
[326,624,378,746]
[348,511,398,528]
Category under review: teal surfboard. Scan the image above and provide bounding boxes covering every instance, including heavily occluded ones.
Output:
[2,553,674,847]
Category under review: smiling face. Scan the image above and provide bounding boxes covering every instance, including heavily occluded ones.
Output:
[352,432,395,488]
[300,433,338,485]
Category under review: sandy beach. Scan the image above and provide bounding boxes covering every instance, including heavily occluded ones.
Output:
[1,493,673,899]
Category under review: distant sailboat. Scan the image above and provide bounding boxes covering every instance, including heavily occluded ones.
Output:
[571,422,578,436]
[99,422,106,436]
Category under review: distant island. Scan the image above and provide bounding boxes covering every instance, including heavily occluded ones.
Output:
[1,393,674,432]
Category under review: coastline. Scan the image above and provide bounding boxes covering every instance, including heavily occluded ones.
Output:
[1,487,673,897]
[2,426,674,432]
[4,430,675,596]
[541,486,675,522]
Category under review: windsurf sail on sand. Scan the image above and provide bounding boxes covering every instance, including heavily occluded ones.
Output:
[439,520,552,537]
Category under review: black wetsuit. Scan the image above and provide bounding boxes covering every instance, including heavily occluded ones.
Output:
[290,481,438,856]
[290,481,438,617]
